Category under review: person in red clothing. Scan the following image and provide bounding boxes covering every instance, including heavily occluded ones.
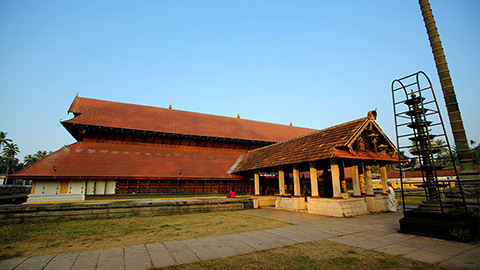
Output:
[227,187,236,198]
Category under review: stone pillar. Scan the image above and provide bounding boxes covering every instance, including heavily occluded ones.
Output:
[339,162,346,193]
[359,165,366,195]
[331,161,342,199]
[292,164,301,197]
[352,165,362,197]
[254,170,260,196]
[309,162,319,198]
[365,165,374,196]
[278,166,285,196]
[380,165,388,195]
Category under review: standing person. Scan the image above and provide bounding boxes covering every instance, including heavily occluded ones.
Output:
[228,187,236,198]
[387,182,397,212]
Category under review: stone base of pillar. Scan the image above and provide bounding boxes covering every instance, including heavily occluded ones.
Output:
[252,196,276,208]
[307,197,368,217]
[275,197,306,211]
[365,196,390,212]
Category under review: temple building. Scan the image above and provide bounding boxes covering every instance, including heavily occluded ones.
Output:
[11,96,315,202]
[11,96,399,216]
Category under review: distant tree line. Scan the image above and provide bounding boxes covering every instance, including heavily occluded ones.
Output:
[392,139,480,171]
[1,131,51,183]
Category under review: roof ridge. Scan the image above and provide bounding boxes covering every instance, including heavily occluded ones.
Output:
[244,117,368,154]
[69,96,316,130]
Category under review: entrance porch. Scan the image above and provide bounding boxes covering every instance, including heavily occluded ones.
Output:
[250,162,391,217]
[232,112,399,217]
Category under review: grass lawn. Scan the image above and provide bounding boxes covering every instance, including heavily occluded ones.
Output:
[154,240,446,270]
[397,194,425,206]
[0,211,289,260]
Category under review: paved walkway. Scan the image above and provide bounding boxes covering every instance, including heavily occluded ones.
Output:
[1,209,478,270]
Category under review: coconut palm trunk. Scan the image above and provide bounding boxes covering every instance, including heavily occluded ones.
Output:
[418,0,478,177]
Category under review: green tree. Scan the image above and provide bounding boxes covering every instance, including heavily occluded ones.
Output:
[23,150,50,167]
[0,131,12,154]
[432,139,448,155]
[470,140,479,165]
[2,142,20,177]
[409,138,456,168]
[431,139,453,167]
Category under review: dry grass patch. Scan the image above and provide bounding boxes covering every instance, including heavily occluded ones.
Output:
[0,211,290,260]
[155,240,446,270]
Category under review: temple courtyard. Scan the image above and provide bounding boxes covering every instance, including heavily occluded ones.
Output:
[0,207,478,270]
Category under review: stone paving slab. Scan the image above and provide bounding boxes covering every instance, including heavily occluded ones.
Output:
[259,230,298,246]
[400,238,478,266]
[355,235,400,250]
[214,234,257,254]
[145,243,176,268]
[124,244,152,270]
[265,226,313,243]
[288,225,334,240]
[266,227,322,243]
[242,209,318,224]
[44,252,80,270]
[329,234,366,247]
[71,250,101,270]
[196,236,239,258]
[163,240,199,264]
[417,241,474,257]
[13,254,55,270]
[217,233,262,252]
[374,242,423,255]
[97,247,124,270]
[0,257,28,270]
[404,248,455,264]
[182,238,219,260]
[299,225,344,237]
[235,232,272,250]
[380,231,416,242]
[439,246,480,270]
[247,230,296,249]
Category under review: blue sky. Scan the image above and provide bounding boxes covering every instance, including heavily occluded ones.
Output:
[1,0,479,158]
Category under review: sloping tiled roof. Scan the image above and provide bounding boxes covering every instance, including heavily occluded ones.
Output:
[63,96,316,142]
[10,141,247,180]
[232,117,398,173]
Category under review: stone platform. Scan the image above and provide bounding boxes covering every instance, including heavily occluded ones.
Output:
[0,197,254,224]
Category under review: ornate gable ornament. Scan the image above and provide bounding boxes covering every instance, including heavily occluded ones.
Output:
[345,111,397,157]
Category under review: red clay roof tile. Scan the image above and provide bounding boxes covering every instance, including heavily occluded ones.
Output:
[63,96,316,143]
[11,141,248,180]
